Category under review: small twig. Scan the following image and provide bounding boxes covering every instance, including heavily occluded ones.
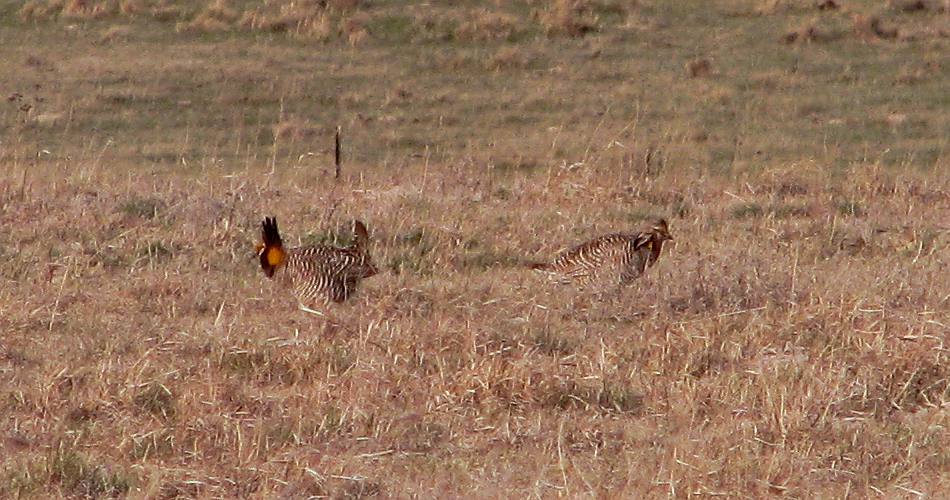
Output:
[894,485,924,498]
[49,260,72,331]
[420,145,430,194]
[723,191,747,202]
[674,306,768,326]
[556,419,570,495]
[322,198,340,229]
[791,245,800,299]
[357,449,394,459]
[582,105,611,165]
[590,106,639,169]
[911,239,924,264]
[213,300,226,327]
[334,126,342,179]
[298,303,326,317]
[330,474,366,482]
[270,98,284,176]
[18,166,28,201]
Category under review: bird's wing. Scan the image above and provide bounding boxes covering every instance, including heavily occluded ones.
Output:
[549,234,628,281]
[295,246,357,275]
[618,243,650,284]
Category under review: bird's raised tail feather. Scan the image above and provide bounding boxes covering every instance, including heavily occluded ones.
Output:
[348,219,378,279]
[259,217,286,278]
[352,220,370,254]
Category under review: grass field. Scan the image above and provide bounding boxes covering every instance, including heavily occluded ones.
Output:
[1,0,948,498]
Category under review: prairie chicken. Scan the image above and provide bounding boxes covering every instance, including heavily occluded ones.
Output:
[530,218,673,289]
[257,217,378,311]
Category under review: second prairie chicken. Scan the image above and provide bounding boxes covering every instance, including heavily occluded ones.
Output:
[257,217,378,310]
[530,218,673,289]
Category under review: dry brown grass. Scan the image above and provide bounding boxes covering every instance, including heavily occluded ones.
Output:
[539,0,599,38]
[454,9,521,41]
[853,14,900,41]
[685,58,713,78]
[0,158,947,497]
[1,0,949,497]
[96,24,132,44]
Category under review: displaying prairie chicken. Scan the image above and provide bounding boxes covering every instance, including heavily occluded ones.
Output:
[257,217,378,311]
[530,218,673,289]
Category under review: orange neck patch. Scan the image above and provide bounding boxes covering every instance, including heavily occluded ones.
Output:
[266,246,286,267]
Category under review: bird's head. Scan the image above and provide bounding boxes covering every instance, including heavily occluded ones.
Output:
[648,218,674,242]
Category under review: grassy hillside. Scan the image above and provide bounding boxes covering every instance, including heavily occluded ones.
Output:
[1,0,948,497]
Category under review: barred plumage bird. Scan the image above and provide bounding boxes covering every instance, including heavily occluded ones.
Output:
[530,218,673,289]
[257,217,378,312]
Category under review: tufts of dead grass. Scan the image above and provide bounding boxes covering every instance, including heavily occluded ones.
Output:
[177,0,239,34]
[97,24,132,44]
[454,9,521,41]
[272,118,324,142]
[237,0,354,40]
[341,15,369,46]
[853,14,900,41]
[539,0,598,38]
[781,19,841,44]
[16,0,193,22]
[17,0,55,21]
[63,0,117,19]
[486,46,534,71]
[16,0,366,40]
[149,4,183,22]
[889,0,931,12]
[117,0,143,16]
[685,57,713,78]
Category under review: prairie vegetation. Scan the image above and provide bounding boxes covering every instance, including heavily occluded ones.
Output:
[1,0,948,497]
